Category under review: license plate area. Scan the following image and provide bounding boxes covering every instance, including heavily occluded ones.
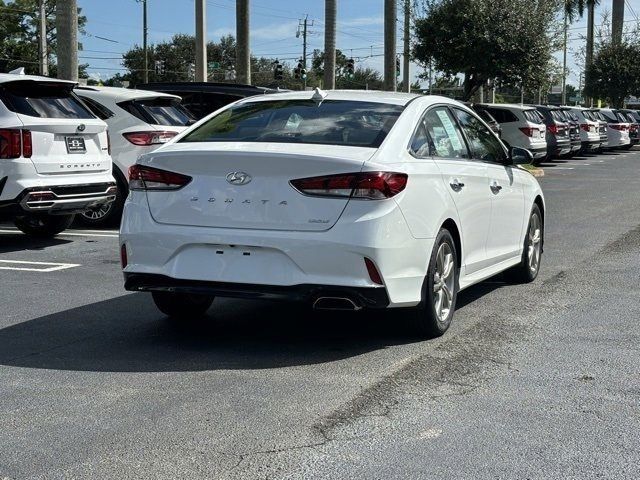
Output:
[65,136,86,154]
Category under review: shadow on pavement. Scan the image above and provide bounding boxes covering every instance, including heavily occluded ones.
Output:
[0,232,71,254]
[0,280,503,373]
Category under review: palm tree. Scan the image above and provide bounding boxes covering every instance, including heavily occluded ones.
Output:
[564,0,600,105]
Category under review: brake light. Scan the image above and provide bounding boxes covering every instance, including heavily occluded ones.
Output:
[128,164,192,191]
[609,124,628,131]
[290,172,408,200]
[120,244,128,269]
[580,123,591,132]
[0,129,31,159]
[123,131,177,146]
[519,127,537,137]
[548,124,558,134]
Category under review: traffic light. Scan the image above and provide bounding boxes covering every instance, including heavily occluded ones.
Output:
[154,60,165,75]
[273,60,284,81]
[346,58,355,78]
[396,57,401,78]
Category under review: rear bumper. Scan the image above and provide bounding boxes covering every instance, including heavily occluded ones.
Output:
[582,140,601,151]
[124,273,390,309]
[527,146,547,159]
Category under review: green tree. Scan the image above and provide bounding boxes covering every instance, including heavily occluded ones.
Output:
[0,0,87,76]
[413,0,559,101]
[311,49,383,90]
[584,40,640,107]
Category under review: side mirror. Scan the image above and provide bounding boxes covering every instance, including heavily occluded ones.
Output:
[509,146,534,165]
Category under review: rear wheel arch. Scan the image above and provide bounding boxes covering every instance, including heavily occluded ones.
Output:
[533,195,545,251]
[441,218,462,270]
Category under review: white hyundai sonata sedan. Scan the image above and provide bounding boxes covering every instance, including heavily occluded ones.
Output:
[120,90,545,336]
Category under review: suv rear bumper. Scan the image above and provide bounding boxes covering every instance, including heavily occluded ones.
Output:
[582,140,601,151]
[0,182,116,216]
[124,273,390,309]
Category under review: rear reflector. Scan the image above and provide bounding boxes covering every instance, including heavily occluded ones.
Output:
[123,131,178,146]
[120,244,128,269]
[128,164,192,191]
[364,257,384,285]
[0,129,31,159]
[290,172,408,200]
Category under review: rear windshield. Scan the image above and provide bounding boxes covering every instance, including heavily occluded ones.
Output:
[599,111,618,123]
[523,110,544,123]
[0,81,95,119]
[180,99,405,148]
[551,110,566,122]
[118,97,195,126]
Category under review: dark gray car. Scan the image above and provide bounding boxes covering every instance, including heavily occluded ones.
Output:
[533,105,572,158]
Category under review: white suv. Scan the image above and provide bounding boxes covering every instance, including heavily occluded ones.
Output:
[597,108,631,149]
[74,86,193,226]
[0,71,115,237]
[476,104,547,162]
[567,107,601,152]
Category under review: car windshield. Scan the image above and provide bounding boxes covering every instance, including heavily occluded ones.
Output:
[0,81,95,119]
[180,99,405,148]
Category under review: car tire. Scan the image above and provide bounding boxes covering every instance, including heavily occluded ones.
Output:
[77,170,127,227]
[14,214,75,238]
[151,291,215,318]
[505,203,543,284]
[407,228,459,337]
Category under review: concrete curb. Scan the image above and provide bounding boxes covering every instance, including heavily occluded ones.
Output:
[528,167,545,178]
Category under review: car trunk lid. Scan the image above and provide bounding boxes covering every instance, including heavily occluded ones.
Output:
[141,142,376,231]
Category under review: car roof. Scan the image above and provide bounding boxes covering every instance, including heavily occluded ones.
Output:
[235,89,423,106]
[75,85,180,102]
[0,72,76,86]
[477,103,539,111]
[135,81,280,96]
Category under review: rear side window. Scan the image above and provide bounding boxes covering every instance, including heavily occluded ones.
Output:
[180,99,404,148]
[79,96,115,120]
[118,97,195,126]
[0,81,95,119]
[418,107,469,158]
[484,108,518,123]
[523,110,544,123]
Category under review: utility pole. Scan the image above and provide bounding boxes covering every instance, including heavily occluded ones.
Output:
[55,0,77,81]
[384,0,396,91]
[585,1,595,107]
[136,0,148,83]
[323,0,336,89]
[612,0,624,44]
[402,0,410,93]
[38,0,48,76]
[562,11,567,105]
[236,0,250,84]
[195,0,207,82]
[298,15,313,89]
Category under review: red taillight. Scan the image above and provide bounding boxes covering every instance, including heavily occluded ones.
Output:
[120,244,128,269]
[123,131,178,146]
[0,129,25,158]
[519,127,536,137]
[128,164,192,191]
[364,257,384,285]
[580,123,591,132]
[610,124,627,131]
[21,130,32,158]
[290,172,408,200]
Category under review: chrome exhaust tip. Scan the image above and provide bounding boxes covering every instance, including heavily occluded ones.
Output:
[312,296,361,311]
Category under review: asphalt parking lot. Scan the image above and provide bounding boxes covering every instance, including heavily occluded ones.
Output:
[1,150,639,479]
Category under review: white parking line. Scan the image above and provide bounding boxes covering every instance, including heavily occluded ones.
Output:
[0,260,80,272]
[0,228,118,238]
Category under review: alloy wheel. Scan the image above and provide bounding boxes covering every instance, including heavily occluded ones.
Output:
[433,242,455,322]
[528,213,542,274]
[81,202,113,221]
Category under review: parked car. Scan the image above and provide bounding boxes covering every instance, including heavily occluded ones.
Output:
[120,91,545,337]
[465,103,501,135]
[75,86,195,226]
[567,107,602,152]
[584,110,609,150]
[616,109,640,146]
[475,104,547,162]
[135,82,281,120]
[596,108,631,149]
[532,105,571,158]
[0,70,115,237]
[557,107,582,155]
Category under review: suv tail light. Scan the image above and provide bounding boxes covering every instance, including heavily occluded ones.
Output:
[547,124,558,135]
[519,127,538,137]
[609,124,628,131]
[290,172,408,200]
[580,123,591,132]
[128,164,192,191]
[0,129,31,159]
[123,131,178,146]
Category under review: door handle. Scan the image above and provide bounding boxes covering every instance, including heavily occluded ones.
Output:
[490,181,503,194]
[450,179,465,191]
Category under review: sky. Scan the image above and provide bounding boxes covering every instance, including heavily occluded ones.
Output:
[77,0,640,87]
